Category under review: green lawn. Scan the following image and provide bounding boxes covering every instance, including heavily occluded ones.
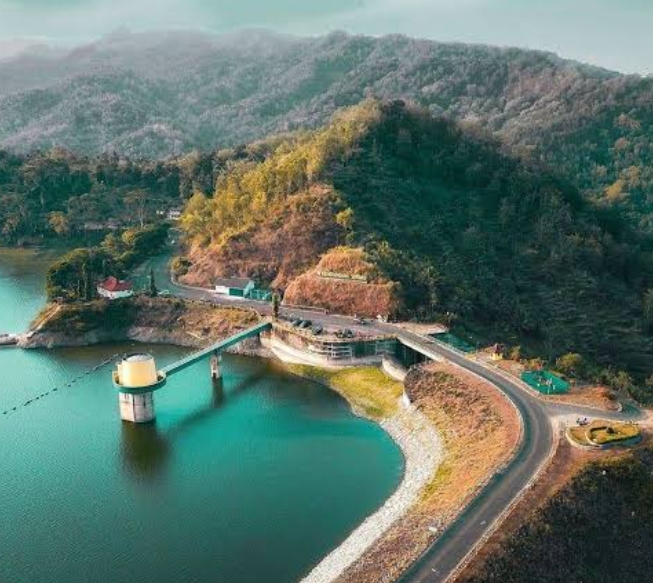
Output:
[288,365,404,419]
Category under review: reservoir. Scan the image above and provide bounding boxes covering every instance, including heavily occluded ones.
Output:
[0,249,404,583]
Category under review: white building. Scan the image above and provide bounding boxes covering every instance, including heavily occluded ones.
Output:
[97,276,134,300]
[215,277,255,298]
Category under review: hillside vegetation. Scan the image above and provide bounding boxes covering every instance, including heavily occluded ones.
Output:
[0,140,273,245]
[463,448,653,583]
[181,100,653,390]
[1,30,653,233]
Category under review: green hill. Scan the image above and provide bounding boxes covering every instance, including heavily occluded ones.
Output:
[180,100,653,385]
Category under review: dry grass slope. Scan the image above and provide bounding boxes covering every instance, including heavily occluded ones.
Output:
[334,362,521,583]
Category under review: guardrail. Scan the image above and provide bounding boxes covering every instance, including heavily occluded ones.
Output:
[281,304,329,314]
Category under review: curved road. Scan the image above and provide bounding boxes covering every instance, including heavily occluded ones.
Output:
[387,329,553,583]
[140,251,643,583]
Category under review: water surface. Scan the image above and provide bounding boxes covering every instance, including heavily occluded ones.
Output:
[0,248,404,583]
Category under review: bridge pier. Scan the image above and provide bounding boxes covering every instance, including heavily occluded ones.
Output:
[210,351,222,381]
[110,324,270,423]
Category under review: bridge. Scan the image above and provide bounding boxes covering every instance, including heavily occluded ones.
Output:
[163,322,272,376]
[114,321,272,423]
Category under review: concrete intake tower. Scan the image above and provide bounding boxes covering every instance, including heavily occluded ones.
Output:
[113,354,167,423]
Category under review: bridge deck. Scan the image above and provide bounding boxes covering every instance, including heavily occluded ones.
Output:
[396,334,444,360]
[163,322,271,376]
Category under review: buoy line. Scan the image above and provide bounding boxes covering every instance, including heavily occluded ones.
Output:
[0,353,120,419]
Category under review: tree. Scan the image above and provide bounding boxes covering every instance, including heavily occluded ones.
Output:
[48,212,70,237]
[613,371,633,393]
[124,189,148,228]
[508,346,522,362]
[643,288,653,332]
[555,353,586,379]
[272,292,280,319]
[46,248,109,301]
[149,267,158,298]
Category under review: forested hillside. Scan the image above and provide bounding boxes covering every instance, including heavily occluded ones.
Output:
[180,100,653,384]
[1,30,652,231]
[0,142,273,245]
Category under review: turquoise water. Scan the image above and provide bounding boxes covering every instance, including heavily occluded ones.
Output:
[0,249,404,583]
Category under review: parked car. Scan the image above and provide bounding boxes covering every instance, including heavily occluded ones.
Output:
[158,289,171,297]
[298,320,313,329]
[311,325,324,336]
[343,329,355,339]
[353,315,367,325]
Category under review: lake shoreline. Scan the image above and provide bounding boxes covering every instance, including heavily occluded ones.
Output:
[21,303,444,583]
[281,364,443,583]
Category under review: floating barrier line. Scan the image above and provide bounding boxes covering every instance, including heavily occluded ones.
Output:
[0,353,120,419]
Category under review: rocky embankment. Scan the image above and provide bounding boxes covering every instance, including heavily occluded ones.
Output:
[20,297,267,355]
[327,362,522,583]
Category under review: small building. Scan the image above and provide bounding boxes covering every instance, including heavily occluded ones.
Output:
[167,208,182,221]
[97,276,134,300]
[214,277,255,298]
[488,343,505,361]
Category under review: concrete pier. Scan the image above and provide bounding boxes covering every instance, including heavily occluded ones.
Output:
[119,392,156,423]
[210,352,222,380]
[110,323,270,423]
[113,354,166,424]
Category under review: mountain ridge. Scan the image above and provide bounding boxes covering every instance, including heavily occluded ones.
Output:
[2,29,651,234]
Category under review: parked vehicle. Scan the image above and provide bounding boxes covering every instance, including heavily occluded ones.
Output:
[343,329,355,339]
[298,320,313,329]
[158,289,171,297]
[311,325,324,336]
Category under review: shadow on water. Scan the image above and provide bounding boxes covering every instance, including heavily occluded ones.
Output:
[119,369,264,482]
[120,422,171,482]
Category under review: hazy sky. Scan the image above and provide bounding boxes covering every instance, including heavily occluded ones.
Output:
[0,0,651,74]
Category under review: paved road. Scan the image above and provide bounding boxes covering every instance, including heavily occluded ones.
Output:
[386,328,553,583]
[141,252,377,336]
[140,251,644,583]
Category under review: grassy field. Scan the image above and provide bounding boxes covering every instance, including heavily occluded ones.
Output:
[461,447,653,583]
[287,365,404,419]
[569,420,641,447]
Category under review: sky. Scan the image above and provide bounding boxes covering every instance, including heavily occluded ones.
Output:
[0,0,651,74]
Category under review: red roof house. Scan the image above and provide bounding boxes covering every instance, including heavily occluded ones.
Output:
[97,276,134,299]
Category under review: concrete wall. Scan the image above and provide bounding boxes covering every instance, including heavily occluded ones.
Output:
[119,392,155,423]
[270,336,386,368]
[97,288,133,300]
[382,355,408,382]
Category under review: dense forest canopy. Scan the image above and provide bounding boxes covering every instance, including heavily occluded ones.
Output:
[0,143,273,245]
[45,223,169,301]
[1,30,652,233]
[180,100,653,389]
